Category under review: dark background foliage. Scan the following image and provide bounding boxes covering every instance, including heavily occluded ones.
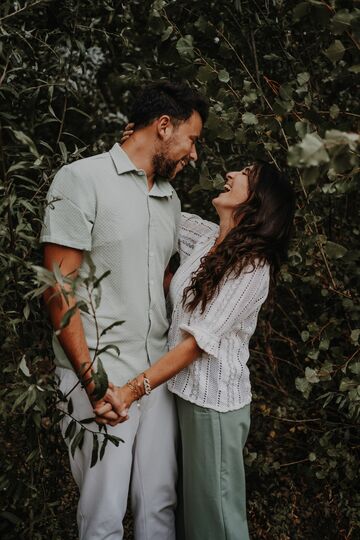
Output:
[0,0,359,538]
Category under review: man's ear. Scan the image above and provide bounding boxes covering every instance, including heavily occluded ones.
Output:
[156,115,173,141]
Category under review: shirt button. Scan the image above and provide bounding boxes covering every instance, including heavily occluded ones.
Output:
[149,251,154,257]
[150,280,154,285]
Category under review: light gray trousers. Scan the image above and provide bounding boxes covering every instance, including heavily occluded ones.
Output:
[56,367,178,540]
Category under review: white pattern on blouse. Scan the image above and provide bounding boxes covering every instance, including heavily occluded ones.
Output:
[167,212,270,412]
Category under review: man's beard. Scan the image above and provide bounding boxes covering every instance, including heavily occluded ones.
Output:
[152,152,180,179]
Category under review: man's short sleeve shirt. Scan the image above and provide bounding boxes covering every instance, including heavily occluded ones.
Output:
[40,143,181,385]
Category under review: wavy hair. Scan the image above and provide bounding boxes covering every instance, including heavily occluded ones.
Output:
[182,162,295,313]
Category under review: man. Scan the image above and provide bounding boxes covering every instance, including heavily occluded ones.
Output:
[41,81,208,540]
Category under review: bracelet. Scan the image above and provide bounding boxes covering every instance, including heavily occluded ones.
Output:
[142,373,152,395]
[126,380,142,400]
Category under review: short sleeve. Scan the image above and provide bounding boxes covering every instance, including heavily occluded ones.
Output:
[178,212,218,261]
[40,165,96,250]
[180,263,270,358]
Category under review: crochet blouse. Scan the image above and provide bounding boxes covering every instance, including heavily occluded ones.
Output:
[167,212,270,412]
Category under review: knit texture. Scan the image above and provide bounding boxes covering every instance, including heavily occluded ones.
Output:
[167,213,270,412]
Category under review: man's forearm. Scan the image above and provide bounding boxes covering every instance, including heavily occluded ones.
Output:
[44,284,94,387]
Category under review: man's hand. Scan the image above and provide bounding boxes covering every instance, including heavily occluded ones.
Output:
[82,377,121,426]
[93,383,135,426]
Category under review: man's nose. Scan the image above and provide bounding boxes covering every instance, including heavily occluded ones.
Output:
[226,172,234,181]
[189,144,198,162]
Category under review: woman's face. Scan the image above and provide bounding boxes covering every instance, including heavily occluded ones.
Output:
[213,166,252,211]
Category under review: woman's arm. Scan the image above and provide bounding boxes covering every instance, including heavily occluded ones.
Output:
[94,335,202,424]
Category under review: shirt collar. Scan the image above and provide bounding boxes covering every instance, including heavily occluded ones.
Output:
[109,143,174,198]
[109,143,138,174]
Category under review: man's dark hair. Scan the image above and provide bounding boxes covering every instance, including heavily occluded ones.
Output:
[129,81,209,129]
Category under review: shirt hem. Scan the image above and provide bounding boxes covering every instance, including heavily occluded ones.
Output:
[40,235,91,251]
[168,386,252,413]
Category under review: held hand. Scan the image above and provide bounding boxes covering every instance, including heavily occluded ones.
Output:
[120,122,135,144]
[93,384,134,426]
[84,378,122,426]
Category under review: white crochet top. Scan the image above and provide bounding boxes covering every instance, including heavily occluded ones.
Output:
[167,213,270,412]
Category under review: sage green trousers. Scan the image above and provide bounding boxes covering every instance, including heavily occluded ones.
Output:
[176,396,251,540]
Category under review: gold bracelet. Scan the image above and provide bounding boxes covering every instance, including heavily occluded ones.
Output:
[126,380,142,400]
[142,372,152,395]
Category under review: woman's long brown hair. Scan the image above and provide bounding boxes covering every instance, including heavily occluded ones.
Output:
[182,162,295,313]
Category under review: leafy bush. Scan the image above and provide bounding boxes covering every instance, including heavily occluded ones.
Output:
[0,1,359,538]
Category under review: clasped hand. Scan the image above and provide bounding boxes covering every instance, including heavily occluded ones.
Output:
[92,383,134,426]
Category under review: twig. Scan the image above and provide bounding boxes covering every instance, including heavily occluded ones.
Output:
[0,0,46,22]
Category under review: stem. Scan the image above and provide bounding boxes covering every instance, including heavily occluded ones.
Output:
[0,0,46,22]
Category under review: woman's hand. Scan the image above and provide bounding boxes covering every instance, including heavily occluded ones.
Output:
[120,122,135,144]
[93,383,135,426]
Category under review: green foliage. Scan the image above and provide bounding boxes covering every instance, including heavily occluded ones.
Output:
[0,0,359,538]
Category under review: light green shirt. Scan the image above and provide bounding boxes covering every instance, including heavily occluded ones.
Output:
[40,143,181,385]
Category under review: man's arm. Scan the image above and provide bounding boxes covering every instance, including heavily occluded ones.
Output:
[43,243,121,419]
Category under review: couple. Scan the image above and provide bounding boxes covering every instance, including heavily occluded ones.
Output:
[41,81,295,540]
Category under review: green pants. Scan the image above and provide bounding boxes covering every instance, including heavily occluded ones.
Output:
[176,396,251,540]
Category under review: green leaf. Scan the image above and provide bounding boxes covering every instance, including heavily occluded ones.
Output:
[295,377,312,399]
[60,305,78,330]
[305,367,320,384]
[97,344,121,356]
[288,133,330,168]
[67,397,74,415]
[59,141,68,163]
[242,112,258,125]
[99,437,108,461]
[79,417,96,424]
[324,241,347,259]
[90,435,99,468]
[329,104,340,120]
[64,420,76,440]
[301,330,310,342]
[302,167,319,187]
[12,130,40,157]
[350,330,360,346]
[176,35,195,59]
[106,434,124,446]
[93,269,111,288]
[71,428,85,458]
[330,10,353,35]
[324,40,345,63]
[348,64,360,74]
[325,130,359,150]
[161,26,173,42]
[91,359,109,401]
[197,65,217,83]
[297,72,310,86]
[100,320,125,337]
[218,69,230,83]
[19,356,31,378]
[339,378,355,392]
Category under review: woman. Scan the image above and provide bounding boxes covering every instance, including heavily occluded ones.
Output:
[96,162,295,539]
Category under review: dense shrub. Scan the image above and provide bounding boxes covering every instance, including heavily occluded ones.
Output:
[0,1,359,538]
